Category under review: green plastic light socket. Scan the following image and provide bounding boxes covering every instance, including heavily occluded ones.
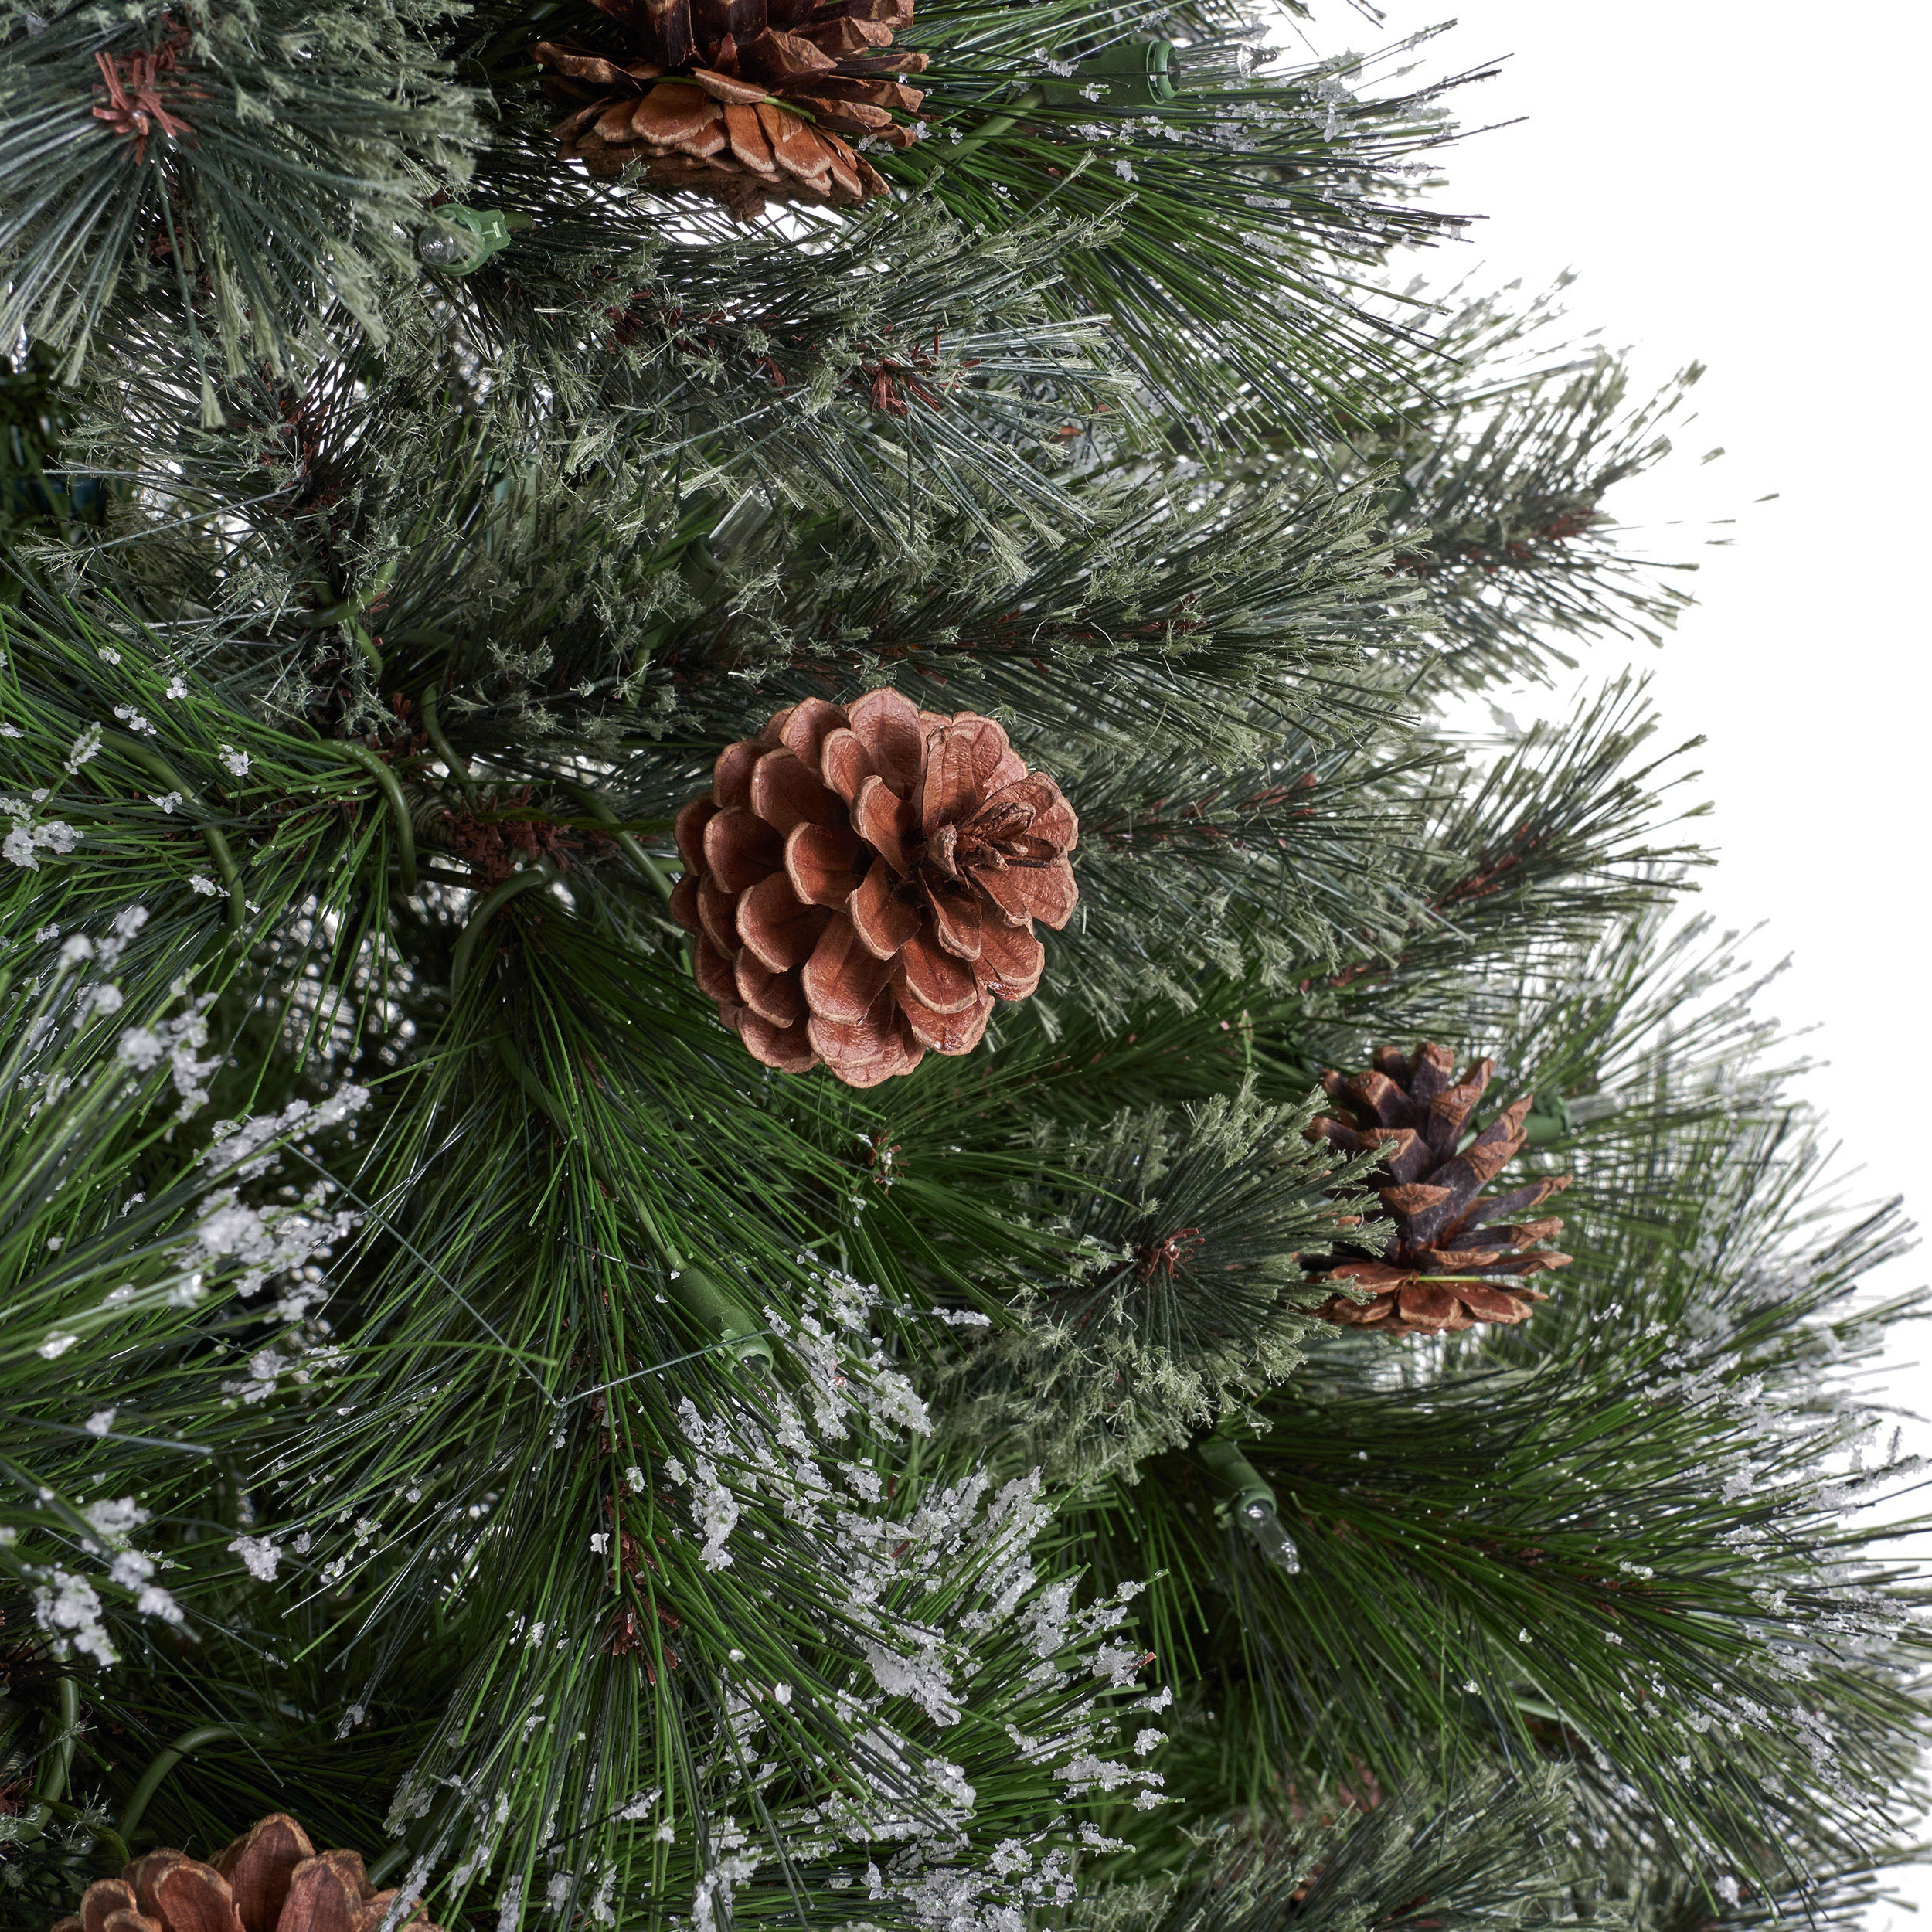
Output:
[417,206,531,276]
[1195,1434,1276,1517]
[1042,39,1179,111]
[667,1263,774,1371]
[1196,1435,1299,1575]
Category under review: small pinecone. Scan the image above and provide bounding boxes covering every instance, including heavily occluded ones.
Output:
[52,1812,443,1932]
[1299,1043,1572,1337]
[671,689,1078,1087]
[534,0,927,216]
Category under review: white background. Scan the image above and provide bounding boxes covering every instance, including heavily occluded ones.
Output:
[1352,0,1930,1916]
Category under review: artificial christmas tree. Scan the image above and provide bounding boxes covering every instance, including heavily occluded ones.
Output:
[0,3,1923,1932]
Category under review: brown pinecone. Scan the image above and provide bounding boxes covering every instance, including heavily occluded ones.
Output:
[534,0,926,216]
[52,1813,442,1932]
[671,689,1077,1087]
[1299,1043,1572,1337]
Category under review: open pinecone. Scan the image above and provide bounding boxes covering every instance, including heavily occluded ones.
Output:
[535,0,925,215]
[53,1813,440,1932]
[1298,1043,1572,1336]
[671,689,1077,1087]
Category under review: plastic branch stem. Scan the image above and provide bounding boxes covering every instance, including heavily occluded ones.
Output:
[49,1676,79,1794]
[419,688,474,791]
[367,1844,411,1887]
[449,869,600,1165]
[665,1262,775,1371]
[493,1026,568,1121]
[12,1675,80,1845]
[937,86,1044,167]
[934,41,1177,174]
[117,1724,250,1845]
[303,557,398,677]
[450,871,768,1373]
[490,1024,773,1372]
[332,742,418,895]
[348,623,384,677]
[450,866,554,1003]
[38,1804,129,1869]
[106,733,243,932]
[567,783,674,903]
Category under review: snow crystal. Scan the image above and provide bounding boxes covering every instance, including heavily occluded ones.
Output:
[84,1496,148,1536]
[230,1534,282,1580]
[117,1027,165,1069]
[32,1570,117,1665]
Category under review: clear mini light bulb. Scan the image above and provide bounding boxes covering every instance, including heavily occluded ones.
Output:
[1238,1495,1301,1576]
[416,228,474,270]
[1197,1436,1302,1579]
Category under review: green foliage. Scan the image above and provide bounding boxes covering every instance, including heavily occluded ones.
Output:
[1076,1769,1584,1932]
[1067,962,1927,1896]
[0,343,114,545]
[876,15,1478,447]
[0,0,479,400]
[940,1083,1380,1480]
[1328,279,1705,692]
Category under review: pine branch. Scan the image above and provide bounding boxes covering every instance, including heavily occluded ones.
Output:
[1077,1769,1580,1932]
[0,0,479,400]
[939,1083,1381,1481]
[879,14,1484,445]
[1073,1088,1930,1893]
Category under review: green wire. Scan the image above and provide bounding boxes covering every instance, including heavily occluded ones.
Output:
[451,867,554,1003]
[117,1724,250,1845]
[332,741,418,896]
